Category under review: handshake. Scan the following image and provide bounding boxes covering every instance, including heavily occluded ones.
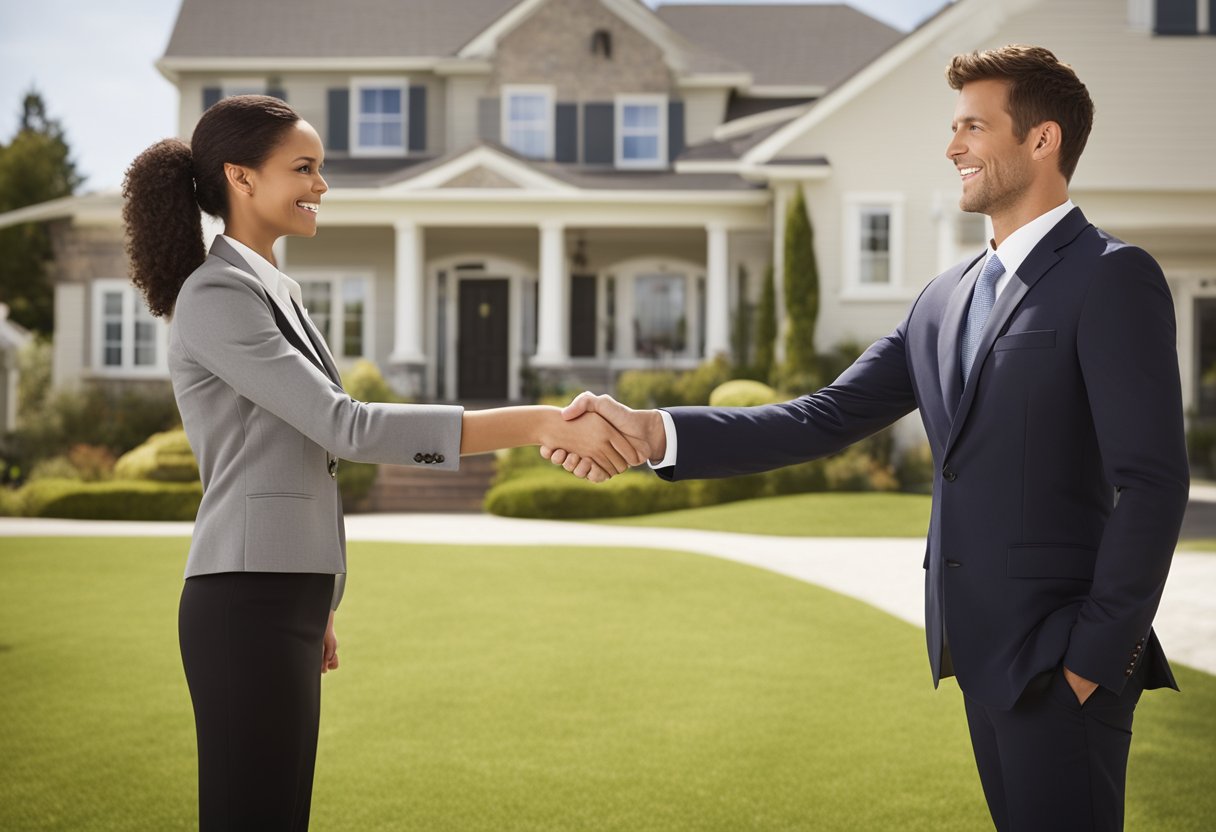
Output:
[537,392,667,483]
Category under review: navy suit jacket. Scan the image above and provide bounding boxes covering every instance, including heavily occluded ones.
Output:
[659,208,1188,709]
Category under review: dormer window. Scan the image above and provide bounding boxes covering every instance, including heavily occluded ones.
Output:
[591,29,613,58]
[1152,0,1213,34]
[502,85,554,159]
[615,94,667,168]
[350,77,408,157]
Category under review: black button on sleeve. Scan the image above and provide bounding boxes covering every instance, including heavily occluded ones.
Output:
[414,453,424,463]
[436,454,445,464]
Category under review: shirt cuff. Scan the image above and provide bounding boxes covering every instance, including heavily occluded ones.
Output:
[647,409,678,470]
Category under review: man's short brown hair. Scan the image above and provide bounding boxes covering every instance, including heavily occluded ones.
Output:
[946,45,1094,182]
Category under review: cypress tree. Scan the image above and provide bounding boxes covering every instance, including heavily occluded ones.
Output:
[781,187,819,390]
[754,263,777,384]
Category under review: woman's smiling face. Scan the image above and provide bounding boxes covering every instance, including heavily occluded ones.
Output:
[240,120,328,241]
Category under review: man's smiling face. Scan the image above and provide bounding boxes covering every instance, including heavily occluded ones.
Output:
[946,78,1035,218]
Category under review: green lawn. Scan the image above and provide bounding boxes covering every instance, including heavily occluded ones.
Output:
[0,537,1212,831]
[593,492,933,537]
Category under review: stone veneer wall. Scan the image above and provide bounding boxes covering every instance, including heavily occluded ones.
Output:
[493,0,674,98]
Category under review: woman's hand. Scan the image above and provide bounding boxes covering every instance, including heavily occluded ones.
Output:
[536,409,647,483]
[322,610,339,674]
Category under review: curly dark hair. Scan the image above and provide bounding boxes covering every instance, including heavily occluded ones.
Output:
[122,95,300,318]
[946,45,1094,182]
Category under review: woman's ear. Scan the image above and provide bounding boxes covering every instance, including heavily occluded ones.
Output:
[223,162,254,197]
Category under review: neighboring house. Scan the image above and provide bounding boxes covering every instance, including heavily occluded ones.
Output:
[1,0,1213,430]
[0,303,33,433]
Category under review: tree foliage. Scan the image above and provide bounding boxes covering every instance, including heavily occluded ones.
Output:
[0,89,84,334]
[780,187,820,391]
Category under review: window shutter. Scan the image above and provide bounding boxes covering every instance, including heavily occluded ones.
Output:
[1154,0,1198,33]
[667,100,685,163]
[202,87,221,110]
[327,89,350,152]
[569,276,598,357]
[583,103,614,165]
[267,88,287,102]
[477,97,501,143]
[408,85,427,152]
[555,103,578,163]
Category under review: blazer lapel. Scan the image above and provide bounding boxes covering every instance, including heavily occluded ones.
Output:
[942,207,1092,457]
[206,236,337,384]
[937,252,985,413]
[293,298,344,387]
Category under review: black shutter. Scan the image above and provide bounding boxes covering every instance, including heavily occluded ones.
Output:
[267,88,287,102]
[555,103,578,162]
[667,100,685,163]
[1155,0,1198,33]
[327,89,349,152]
[1210,0,1216,33]
[478,97,501,143]
[203,87,221,110]
[408,85,427,152]
[570,276,598,357]
[583,103,614,165]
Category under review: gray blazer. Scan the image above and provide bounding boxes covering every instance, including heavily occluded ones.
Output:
[170,236,463,608]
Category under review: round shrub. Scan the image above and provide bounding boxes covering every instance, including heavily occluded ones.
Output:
[28,455,81,482]
[342,359,406,404]
[709,380,783,408]
[337,461,377,511]
[114,429,199,482]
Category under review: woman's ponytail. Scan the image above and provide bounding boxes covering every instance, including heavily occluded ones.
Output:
[122,138,204,319]
[122,95,299,319]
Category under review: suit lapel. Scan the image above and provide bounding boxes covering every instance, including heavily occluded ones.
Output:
[207,236,340,385]
[937,252,985,413]
[942,207,1092,457]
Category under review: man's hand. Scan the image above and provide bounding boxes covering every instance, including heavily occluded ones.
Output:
[1063,665,1097,705]
[539,392,666,480]
[322,610,339,674]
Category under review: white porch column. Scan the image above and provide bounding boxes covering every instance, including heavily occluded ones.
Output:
[390,219,426,364]
[533,220,568,366]
[771,184,793,363]
[704,222,731,358]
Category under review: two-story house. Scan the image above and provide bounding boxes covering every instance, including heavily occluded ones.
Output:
[1,0,899,402]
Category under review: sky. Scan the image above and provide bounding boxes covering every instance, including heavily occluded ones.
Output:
[0,0,950,194]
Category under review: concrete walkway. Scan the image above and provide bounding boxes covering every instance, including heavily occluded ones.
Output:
[3,512,1213,676]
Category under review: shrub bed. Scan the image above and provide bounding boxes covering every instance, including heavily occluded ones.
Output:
[20,479,202,521]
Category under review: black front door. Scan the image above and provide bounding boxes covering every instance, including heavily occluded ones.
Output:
[458,278,509,399]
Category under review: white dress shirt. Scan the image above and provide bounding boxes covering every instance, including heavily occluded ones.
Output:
[650,200,1077,471]
[220,234,330,367]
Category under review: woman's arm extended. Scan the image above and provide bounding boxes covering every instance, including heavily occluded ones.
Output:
[461,406,646,480]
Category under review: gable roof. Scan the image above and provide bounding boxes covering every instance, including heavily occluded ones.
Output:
[656,3,902,91]
[163,0,520,58]
[161,0,744,78]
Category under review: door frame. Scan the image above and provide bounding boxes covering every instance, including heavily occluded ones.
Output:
[428,254,531,401]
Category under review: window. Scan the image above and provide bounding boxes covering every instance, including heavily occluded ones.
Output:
[298,274,372,360]
[843,193,905,296]
[858,209,891,285]
[351,78,408,156]
[92,280,166,374]
[1152,0,1213,34]
[633,273,686,356]
[502,86,554,159]
[615,95,667,168]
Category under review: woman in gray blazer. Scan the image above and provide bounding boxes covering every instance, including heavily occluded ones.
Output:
[122,95,643,831]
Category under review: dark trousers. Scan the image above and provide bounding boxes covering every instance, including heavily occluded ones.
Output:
[963,660,1148,832]
[179,572,333,832]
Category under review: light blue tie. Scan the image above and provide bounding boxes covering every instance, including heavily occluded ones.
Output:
[960,253,1005,385]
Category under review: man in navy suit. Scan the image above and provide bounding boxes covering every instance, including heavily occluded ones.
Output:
[546,45,1188,831]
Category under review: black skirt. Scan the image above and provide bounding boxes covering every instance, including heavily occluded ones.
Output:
[179,571,333,832]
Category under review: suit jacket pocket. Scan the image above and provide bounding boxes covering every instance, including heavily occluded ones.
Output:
[1007,544,1097,580]
[994,329,1056,351]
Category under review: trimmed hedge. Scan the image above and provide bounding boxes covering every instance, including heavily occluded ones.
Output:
[708,380,783,408]
[20,479,202,521]
[485,459,829,520]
